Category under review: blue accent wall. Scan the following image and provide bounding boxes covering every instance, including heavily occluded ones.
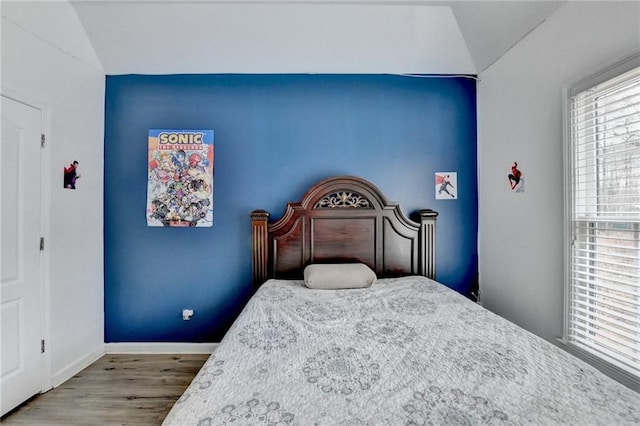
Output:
[104,74,477,342]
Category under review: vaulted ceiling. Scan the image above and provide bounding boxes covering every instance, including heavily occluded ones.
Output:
[69,0,566,75]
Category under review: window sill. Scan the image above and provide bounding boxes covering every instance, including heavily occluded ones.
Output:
[555,338,640,393]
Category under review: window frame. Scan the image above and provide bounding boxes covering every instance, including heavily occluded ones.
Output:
[562,50,640,392]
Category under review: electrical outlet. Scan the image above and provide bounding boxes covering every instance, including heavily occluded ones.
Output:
[182,309,194,321]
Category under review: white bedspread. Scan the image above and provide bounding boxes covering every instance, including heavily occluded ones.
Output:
[163,276,640,425]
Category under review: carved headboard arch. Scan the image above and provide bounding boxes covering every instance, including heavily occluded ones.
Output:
[251,176,437,289]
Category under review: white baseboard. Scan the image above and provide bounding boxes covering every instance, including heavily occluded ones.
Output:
[52,344,105,388]
[105,342,218,354]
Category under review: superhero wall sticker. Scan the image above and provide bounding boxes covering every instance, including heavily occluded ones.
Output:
[435,172,457,200]
[508,161,524,193]
[63,160,81,189]
[146,129,214,227]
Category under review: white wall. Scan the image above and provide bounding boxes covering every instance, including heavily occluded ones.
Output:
[72,2,476,75]
[1,1,105,386]
[478,1,640,342]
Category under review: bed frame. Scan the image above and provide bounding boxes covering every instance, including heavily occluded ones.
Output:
[250,176,437,289]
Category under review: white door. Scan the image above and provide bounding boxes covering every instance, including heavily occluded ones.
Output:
[1,96,43,416]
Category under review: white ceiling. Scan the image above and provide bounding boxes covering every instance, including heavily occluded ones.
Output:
[69,0,566,75]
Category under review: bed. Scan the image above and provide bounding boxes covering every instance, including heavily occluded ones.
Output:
[163,176,639,425]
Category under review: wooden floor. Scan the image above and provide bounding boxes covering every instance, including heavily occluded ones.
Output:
[2,354,209,425]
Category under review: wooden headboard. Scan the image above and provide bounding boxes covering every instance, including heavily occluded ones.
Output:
[250,176,437,289]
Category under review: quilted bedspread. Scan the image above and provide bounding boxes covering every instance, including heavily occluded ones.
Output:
[163,276,640,425]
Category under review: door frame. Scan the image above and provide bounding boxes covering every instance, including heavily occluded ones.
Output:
[2,85,52,394]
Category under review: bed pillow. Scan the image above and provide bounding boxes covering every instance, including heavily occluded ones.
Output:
[303,263,377,289]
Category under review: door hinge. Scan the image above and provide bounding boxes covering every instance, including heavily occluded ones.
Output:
[40,237,44,251]
[41,339,45,353]
[41,134,45,148]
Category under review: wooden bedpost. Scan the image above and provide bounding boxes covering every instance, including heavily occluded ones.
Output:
[251,210,270,289]
[418,209,438,279]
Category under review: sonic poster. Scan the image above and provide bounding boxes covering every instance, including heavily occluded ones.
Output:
[146,129,214,227]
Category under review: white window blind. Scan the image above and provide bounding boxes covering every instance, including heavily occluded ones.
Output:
[568,63,640,379]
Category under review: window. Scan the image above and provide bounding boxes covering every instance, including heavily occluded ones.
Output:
[566,55,640,382]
